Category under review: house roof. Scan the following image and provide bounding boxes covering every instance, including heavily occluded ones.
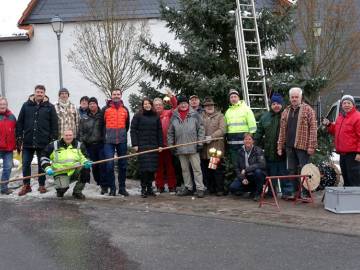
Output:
[18,0,178,26]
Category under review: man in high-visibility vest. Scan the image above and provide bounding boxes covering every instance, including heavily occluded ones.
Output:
[224,89,257,169]
[40,129,92,199]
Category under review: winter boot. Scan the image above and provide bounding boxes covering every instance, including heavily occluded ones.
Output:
[100,186,109,195]
[72,192,86,200]
[56,187,69,198]
[109,188,116,196]
[141,188,147,198]
[118,189,129,196]
[38,186,47,194]
[18,184,32,196]
[176,187,193,196]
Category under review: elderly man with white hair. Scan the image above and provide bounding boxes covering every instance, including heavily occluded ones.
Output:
[277,87,317,199]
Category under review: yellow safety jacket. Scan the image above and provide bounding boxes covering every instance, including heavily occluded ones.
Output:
[42,140,88,176]
[225,101,257,137]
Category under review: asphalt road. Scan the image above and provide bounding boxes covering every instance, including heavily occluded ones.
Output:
[0,199,359,270]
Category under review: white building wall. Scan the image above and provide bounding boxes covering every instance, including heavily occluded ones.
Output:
[0,19,179,116]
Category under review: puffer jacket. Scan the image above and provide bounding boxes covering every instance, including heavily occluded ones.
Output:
[328,107,360,154]
[103,100,129,144]
[255,109,285,161]
[235,145,266,180]
[130,110,163,172]
[201,111,225,159]
[16,95,58,149]
[79,110,104,145]
[167,108,205,155]
[0,109,16,151]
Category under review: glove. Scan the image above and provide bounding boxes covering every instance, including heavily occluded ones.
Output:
[83,160,92,169]
[205,136,212,144]
[45,167,54,176]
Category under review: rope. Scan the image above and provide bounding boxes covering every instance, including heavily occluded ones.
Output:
[4,137,223,185]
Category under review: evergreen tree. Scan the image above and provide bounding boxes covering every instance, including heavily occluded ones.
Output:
[132,0,326,112]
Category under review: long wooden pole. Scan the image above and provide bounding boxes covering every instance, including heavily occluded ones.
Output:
[4,137,223,185]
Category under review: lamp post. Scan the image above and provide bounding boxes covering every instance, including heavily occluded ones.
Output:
[313,19,322,122]
[51,15,64,90]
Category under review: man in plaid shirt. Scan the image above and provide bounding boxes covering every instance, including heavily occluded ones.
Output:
[277,87,317,199]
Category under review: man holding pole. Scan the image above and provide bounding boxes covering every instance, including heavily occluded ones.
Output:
[40,129,92,199]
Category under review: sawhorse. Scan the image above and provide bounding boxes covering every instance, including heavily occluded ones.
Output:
[259,175,315,211]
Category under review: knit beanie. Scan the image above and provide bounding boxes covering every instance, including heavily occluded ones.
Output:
[228,89,240,97]
[177,95,189,105]
[58,88,69,96]
[271,93,284,105]
[341,95,355,105]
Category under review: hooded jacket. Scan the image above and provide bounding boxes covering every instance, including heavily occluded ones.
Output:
[16,95,58,149]
[0,109,16,151]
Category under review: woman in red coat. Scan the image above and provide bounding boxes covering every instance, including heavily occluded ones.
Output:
[0,97,16,195]
[323,95,360,186]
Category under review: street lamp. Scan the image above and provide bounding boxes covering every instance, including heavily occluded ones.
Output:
[313,20,322,122]
[51,15,64,89]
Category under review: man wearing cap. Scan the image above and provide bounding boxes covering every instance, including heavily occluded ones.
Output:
[55,88,80,138]
[255,93,290,198]
[167,95,206,198]
[224,89,257,169]
[323,95,360,186]
[78,96,89,119]
[16,85,58,195]
[79,97,105,192]
[277,87,317,197]
[200,97,226,195]
[189,95,204,113]
[153,89,177,193]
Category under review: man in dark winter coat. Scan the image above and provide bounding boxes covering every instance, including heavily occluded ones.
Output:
[16,85,58,196]
[79,97,105,192]
[255,93,290,199]
[131,98,163,197]
[229,133,266,201]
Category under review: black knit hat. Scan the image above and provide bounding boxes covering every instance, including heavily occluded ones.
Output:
[58,88,69,96]
[177,95,189,105]
[88,97,98,106]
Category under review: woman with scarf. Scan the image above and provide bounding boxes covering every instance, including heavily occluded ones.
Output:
[130,98,163,198]
[55,88,80,138]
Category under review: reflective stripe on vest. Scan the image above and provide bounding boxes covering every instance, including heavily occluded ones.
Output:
[225,102,257,134]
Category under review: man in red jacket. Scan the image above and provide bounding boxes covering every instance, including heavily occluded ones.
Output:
[0,97,16,195]
[323,95,360,186]
[153,89,177,192]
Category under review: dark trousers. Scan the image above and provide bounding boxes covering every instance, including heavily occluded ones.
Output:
[86,143,105,186]
[228,144,242,169]
[285,147,309,193]
[103,143,127,191]
[229,169,266,195]
[266,159,288,194]
[141,171,155,191]
[22,147,46,186]
[340,153,360,186]
[201,159,224,193]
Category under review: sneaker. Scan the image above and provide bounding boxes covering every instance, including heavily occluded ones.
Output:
[72,192,86,200]
[197,190,205,198]
[38,186,47,194]
[118,189,129,196]
[18,184,32,196]
[176,188,193,196]
[1,190,13,195]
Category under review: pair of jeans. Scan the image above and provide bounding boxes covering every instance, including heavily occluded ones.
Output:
[22,147,46,186]
[103,143,127,191]
[178,153,205,191]
[86,143,105,186]
[155,150,176,189]
[0,151,13,192]
[229,169,265,195]
[340,153,360,186]
[285,147,309,194]
[266,159,288,194]
[200,159,224,193]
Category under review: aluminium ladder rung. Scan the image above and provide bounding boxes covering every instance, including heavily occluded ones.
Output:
[245,41,257,44]
[247,80,264,83]
[240,4,253,7]
[246,54,260,57]
[242,16,255,19]
[243,28,256,31]
[248,67,261,70]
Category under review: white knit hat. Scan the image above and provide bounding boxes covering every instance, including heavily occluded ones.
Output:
[341,94,355,105]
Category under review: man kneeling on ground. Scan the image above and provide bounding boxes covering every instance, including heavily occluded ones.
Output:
[40,129,92,199]
[229,133,266,201]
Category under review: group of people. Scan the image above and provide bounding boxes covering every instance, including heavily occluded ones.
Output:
[0,84,359,201]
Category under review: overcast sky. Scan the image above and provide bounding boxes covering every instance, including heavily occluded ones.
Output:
[0,0,31,36]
